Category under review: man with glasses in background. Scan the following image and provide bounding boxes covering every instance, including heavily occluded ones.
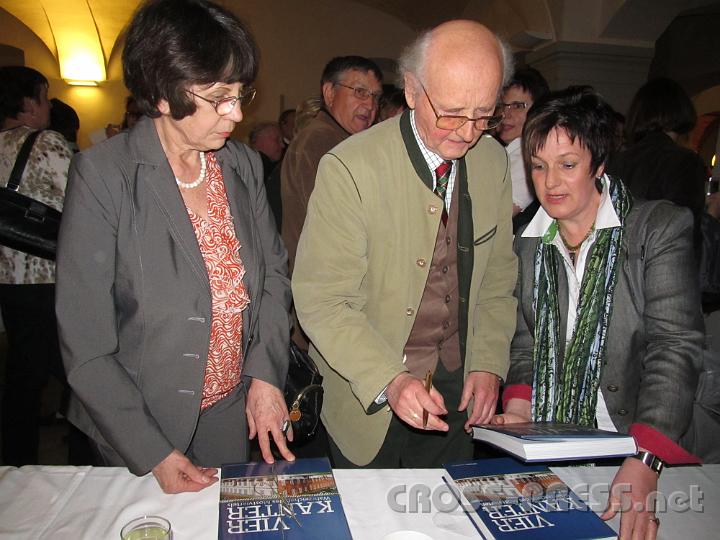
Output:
[281,56,383,275]
[292,21,518,467]
[495,67,550,224]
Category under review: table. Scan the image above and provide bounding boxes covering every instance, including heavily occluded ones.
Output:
[0,465,718,539]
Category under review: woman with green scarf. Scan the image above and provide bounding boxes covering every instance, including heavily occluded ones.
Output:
[496,86,704,540]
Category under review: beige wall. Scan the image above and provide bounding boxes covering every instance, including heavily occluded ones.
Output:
[2,1,415,149]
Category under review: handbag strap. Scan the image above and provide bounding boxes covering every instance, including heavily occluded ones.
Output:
[6,129,43,191]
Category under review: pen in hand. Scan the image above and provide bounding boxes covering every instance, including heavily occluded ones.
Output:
[422,370,433,429]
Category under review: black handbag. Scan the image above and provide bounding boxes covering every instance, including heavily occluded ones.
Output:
[0,130,61,261]
[283,341,324,444]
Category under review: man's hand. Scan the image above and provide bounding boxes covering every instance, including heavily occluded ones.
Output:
[600,456,660,540]
[151,449,217,494]
[386,372,448,431]
[459,371,500,431]
[246,377,296,463]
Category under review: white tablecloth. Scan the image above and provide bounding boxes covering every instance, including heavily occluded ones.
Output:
[0,465,718,539]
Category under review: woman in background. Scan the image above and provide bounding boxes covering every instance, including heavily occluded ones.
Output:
[607,77,707,253]
[57,0,293,494]
[497,86,703,540]
[0,66,73,466]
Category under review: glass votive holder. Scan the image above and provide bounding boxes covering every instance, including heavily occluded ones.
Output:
[120,515,172,540]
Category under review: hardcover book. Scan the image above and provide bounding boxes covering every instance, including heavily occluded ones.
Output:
[218,457,352,539]
[443,458,616,540]
[472,422,637,462]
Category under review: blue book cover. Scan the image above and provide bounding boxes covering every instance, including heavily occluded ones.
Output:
[218,457,352,539]
[443,458,616,540]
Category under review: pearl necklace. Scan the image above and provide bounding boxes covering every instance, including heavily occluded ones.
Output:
[175,151,207,189]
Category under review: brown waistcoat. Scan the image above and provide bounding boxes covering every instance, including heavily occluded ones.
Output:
[403,180,462,377]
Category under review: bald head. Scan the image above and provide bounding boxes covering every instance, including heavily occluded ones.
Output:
[400,20,511,160]
[428,21,503,81]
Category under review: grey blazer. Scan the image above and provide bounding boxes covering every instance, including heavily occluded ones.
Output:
[508,200,704,443]
[56,117,291,475]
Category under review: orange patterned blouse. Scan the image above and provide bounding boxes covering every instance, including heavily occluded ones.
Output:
[186,152,251,410]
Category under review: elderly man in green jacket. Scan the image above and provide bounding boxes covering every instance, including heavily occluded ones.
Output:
[292,20,518,467]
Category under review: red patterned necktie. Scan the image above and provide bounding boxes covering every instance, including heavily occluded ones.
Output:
[434,161,452,226]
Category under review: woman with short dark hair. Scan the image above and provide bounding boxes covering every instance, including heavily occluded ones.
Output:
[496,86,704,540]
[56,0,294,494]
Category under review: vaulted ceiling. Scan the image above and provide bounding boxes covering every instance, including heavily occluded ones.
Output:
[1,0,713,73]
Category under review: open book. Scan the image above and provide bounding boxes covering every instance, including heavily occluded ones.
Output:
[472,422,637,462]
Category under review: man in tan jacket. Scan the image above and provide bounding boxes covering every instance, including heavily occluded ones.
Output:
[292,21,517,467]
[281,56,383,274]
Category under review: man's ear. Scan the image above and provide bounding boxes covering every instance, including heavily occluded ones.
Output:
[321,81,335,110]
[403,74,418,109]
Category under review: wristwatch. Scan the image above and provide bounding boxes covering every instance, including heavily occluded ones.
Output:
[631,451,665,475]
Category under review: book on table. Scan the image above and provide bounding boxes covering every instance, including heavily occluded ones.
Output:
[218,457,352,539]
[443,458,616,540]
[472,422,637,462]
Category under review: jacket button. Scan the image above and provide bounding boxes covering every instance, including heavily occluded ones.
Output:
[416,258,426,267]
[406,307,414,316]
[617,409,628,416]
[442,265,449,273]
[428,205,438,214]
[607,384,619,392]
[445,295,451,303]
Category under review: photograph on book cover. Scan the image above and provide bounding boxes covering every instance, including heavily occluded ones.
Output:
[218,458,352,539]
[444,459,616,540]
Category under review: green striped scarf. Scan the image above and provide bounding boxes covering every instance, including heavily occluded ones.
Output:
[532,177,632,426]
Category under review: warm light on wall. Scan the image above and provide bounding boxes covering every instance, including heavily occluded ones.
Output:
[41,0,107,84]
[59,44,106,83]
[65,80,100,87]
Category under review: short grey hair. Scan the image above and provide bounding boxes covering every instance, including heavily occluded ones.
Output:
[398,28,515,90]
[397,29,432,86]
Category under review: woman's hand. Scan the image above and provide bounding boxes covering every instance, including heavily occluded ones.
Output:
[491,397,532,425]
[601,457,660,539]
[246,377,296,463]
[151,449,218,494]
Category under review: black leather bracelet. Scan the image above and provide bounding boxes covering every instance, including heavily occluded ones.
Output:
[631,451,664,475]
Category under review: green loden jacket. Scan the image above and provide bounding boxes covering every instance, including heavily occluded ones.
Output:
[292,111,517,465]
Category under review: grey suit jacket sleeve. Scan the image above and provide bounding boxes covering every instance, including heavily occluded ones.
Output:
[629,203,702,440]
[56,152,174,474]
[234,145,292,389]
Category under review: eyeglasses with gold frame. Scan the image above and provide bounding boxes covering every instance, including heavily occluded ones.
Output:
[421,83,503,131]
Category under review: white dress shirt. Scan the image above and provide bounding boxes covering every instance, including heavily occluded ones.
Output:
[507,137,534,211]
